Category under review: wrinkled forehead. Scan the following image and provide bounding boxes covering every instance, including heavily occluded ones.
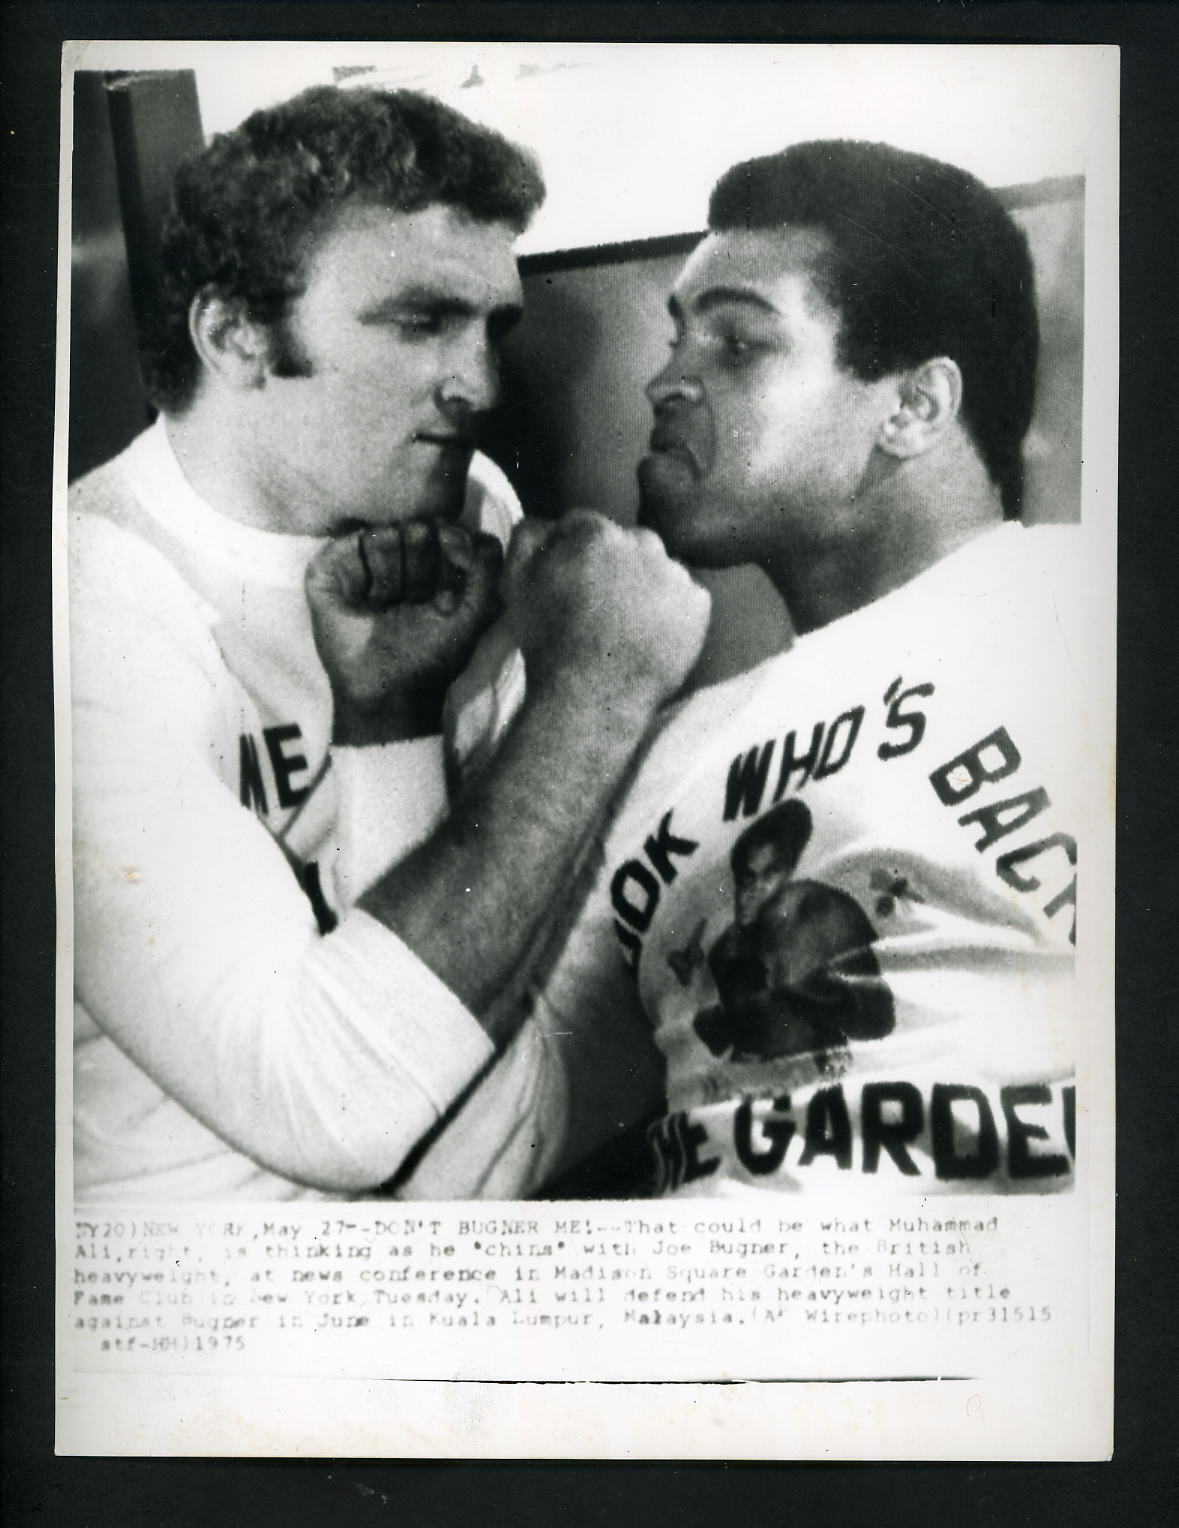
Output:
[673,223,836,315]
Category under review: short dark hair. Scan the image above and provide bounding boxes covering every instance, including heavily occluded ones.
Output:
[144,85,545,412]
[731,799,813,875]
[709,140,1039,518]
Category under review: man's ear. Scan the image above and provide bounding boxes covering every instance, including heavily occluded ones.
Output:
[188,289,270,391]
[877,357,963,461]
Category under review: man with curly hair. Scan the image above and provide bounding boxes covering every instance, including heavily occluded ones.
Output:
[69,86,708,1201]
[497,139,1083,1199]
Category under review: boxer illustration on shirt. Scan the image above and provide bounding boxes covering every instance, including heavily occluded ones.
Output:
[692,800,895,1068]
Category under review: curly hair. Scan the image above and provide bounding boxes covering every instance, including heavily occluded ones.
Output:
[143,85,545,412]
[709,141,1039,519]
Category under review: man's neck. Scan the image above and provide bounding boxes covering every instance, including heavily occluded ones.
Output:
[763,453,1006,636]
[162,397,293,535]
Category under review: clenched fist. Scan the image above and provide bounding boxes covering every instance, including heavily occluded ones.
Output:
[501,511,710,709]
[306,519,504,744]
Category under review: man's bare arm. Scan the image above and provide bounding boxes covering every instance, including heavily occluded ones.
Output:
[307,511,710,1035]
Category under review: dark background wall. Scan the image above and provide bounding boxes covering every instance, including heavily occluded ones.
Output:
[68,70,205,482]
[68,73,154,482]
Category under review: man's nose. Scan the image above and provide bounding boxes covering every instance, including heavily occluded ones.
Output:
[438,337,500,414]
[645,355,703,410]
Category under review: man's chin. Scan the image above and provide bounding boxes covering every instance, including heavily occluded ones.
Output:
[637,479,696,560]
[332,478,467,534]
[418,454,472,521]
[636,500,742,573]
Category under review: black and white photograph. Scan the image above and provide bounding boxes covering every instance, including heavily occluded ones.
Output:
[55,39,1117,1459]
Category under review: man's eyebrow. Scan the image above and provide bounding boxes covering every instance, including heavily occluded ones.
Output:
[357,286,466,320]
[357,286,523,327]
[667,287,781,320]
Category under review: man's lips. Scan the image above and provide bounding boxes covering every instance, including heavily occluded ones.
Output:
[646,427,699,471]
[414,431,474,449]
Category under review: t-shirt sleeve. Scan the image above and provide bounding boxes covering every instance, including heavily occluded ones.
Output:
[70,515,496,1194]
[326,737,448,910]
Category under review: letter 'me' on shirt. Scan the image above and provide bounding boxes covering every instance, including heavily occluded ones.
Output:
[239,723,313,817]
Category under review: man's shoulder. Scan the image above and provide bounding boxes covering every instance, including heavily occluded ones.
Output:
[1011,519,1081,561]
[71,424,175,551]
[991,520,1088,617]
[981,517,1079,563]
[69,496,168,584]
[68,436,218,658]
[68,429,169,568]
[900,520,1085,621]
[71,433,167,583]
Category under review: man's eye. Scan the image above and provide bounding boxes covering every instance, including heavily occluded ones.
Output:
[666,330,758,362]
[395,313,442,337]
[718,334,753,362]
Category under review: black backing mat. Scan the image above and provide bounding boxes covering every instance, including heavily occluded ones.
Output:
[3,4,1175,1523]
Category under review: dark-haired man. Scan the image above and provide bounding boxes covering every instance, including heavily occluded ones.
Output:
[69,86,708,1200]
[509,139,1084,1199]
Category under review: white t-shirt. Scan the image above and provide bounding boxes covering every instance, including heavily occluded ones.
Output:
[69,421,532,1201]
[524,524,1088,1198]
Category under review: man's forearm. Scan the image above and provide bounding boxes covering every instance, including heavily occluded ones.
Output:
[338,509,710,1040]
[358,679,656,1036]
